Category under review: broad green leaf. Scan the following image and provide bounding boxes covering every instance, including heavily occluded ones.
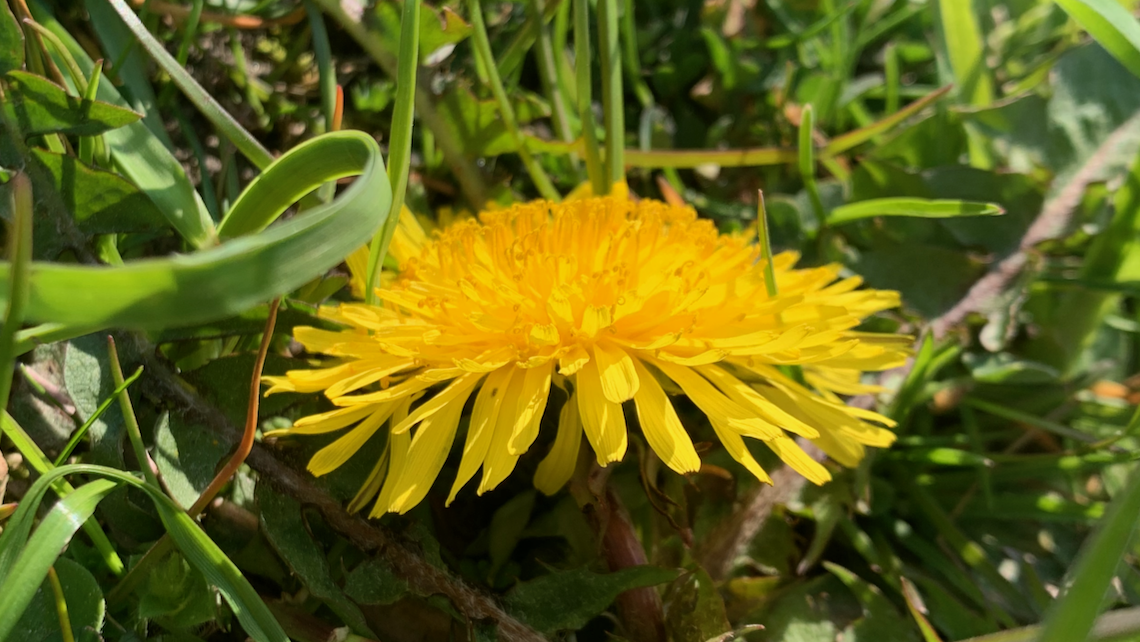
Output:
[663,568,732,642]
[257,487,375,637]
[488,490,536,580]
[29,148,169,235]
[933,0,992,107]
[27,0,215,249]
[825,563,920,642]
[2,71,141,136]
[0,3,22,75]
[0,478,119,639]
[506,565,680,634]
[137,552,217,627]
[10,554,104,642]
[1056,0,1140,80]
[0,131,389,330]
[829,198,1003,225]
[962,353,1060,385]
[343,558,410,606]
[420,5,472,65]
[0,464,289,642]
[152,412,229,509]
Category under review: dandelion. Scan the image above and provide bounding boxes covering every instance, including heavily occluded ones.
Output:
[264,196,910,517]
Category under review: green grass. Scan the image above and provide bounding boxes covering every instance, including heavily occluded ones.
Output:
[3,1,1140,641]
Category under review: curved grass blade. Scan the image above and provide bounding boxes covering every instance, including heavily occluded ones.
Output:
[1056,0,1140,80]
[0,478,118,641]
[0,131,388,329]
[829,198,1005,225]
[0,464,289,642]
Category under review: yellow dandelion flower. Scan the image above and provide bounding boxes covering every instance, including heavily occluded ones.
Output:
[265,196,911,517]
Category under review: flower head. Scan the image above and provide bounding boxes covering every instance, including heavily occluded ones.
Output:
[265,196,910,516]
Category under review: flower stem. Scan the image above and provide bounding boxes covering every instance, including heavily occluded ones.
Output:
[367,0,420,304]
[757,190,779,298]
[467,0,561,202]
[597,0,624,191]
[574,0,605,193]
[798,104,826,230]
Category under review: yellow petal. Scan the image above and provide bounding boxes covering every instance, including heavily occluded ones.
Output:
[649,359,781,440]
[325,361,417,398]
[698,364,819,439]
[593,341,640,403]
[267,404,379,436]
[707,418,772,485]
[390,372,484,434]
[534,393,583,495]
[558,344,590,375]
[348,442,390,514]
[576,357,628,465]
[630,359,700,474]
[507,362,554,455]
[448,367,514,504]
[387,385,474,514]
[767,435,831,485]
[372,411,411,518]
[478,370,529,494]
[333,376,435,405]
[307,404,397,476]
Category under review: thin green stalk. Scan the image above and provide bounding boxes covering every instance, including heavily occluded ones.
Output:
[799,104,826,229]
[884,41,900,114]
[597,0,624,191]
[21,19,87,94]
[620,0,652,109]
[54,366,143,466]
[467,0,561,201]
[365,0,420,305]
[574,0,604,193]
[309,0,488,207]
[553,0,575,107]
[77,61,103,166]
[756,190,778,298]
[47,566,75,642]
[0,174,32,415]
[105,0,274,170]
[531,0,574,145]
[107,337,159,489]
[305,0,337,203]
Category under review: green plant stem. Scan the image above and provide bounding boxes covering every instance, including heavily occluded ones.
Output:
[467,0,561,201]
[884,42,900,114]
[46,566,75,642]
[105,0,273,171]
[20,19,86,93]
[0,174,32,415]
[531,0,574,145]
[107,337,159,489]
[308,0,488,207]
[305,0,338,205]
[366,0,419,305]
[597,0,623,191]
[799,104,826,229]
[54,366,143,466]
[756,190,778,298]
[574,0,604,193]
[619,0,652,109]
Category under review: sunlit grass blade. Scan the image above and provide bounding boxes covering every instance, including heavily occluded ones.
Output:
[829,198,1005,224]
[824,85,952,156]
[0,131,388,329]
[366,0,419,304]
[0,464,289,642]
[597,0,623,191]
[574,0,605,193]
[104,0,274,171]
[1056,0,1140,79]
[799,104,825,228]
[0,478,118,640]
[0,174,32,414]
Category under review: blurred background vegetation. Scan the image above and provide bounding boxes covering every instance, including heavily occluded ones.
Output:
[4,0,1140,641]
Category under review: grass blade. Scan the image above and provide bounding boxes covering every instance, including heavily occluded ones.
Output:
[1056,0,1140,79]
[0,131,388,329]
[829,198,1005,224]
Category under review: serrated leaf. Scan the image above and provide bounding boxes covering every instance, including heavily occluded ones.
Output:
[257,487,375,637]
[505,565,680,634]
[2,71,141,136]
[343,558,410,606]
[152,412,229,509]
[29,148,169,235]
[664,568,733,642]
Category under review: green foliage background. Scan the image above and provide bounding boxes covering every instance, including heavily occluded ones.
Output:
[3,0,1140,641]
